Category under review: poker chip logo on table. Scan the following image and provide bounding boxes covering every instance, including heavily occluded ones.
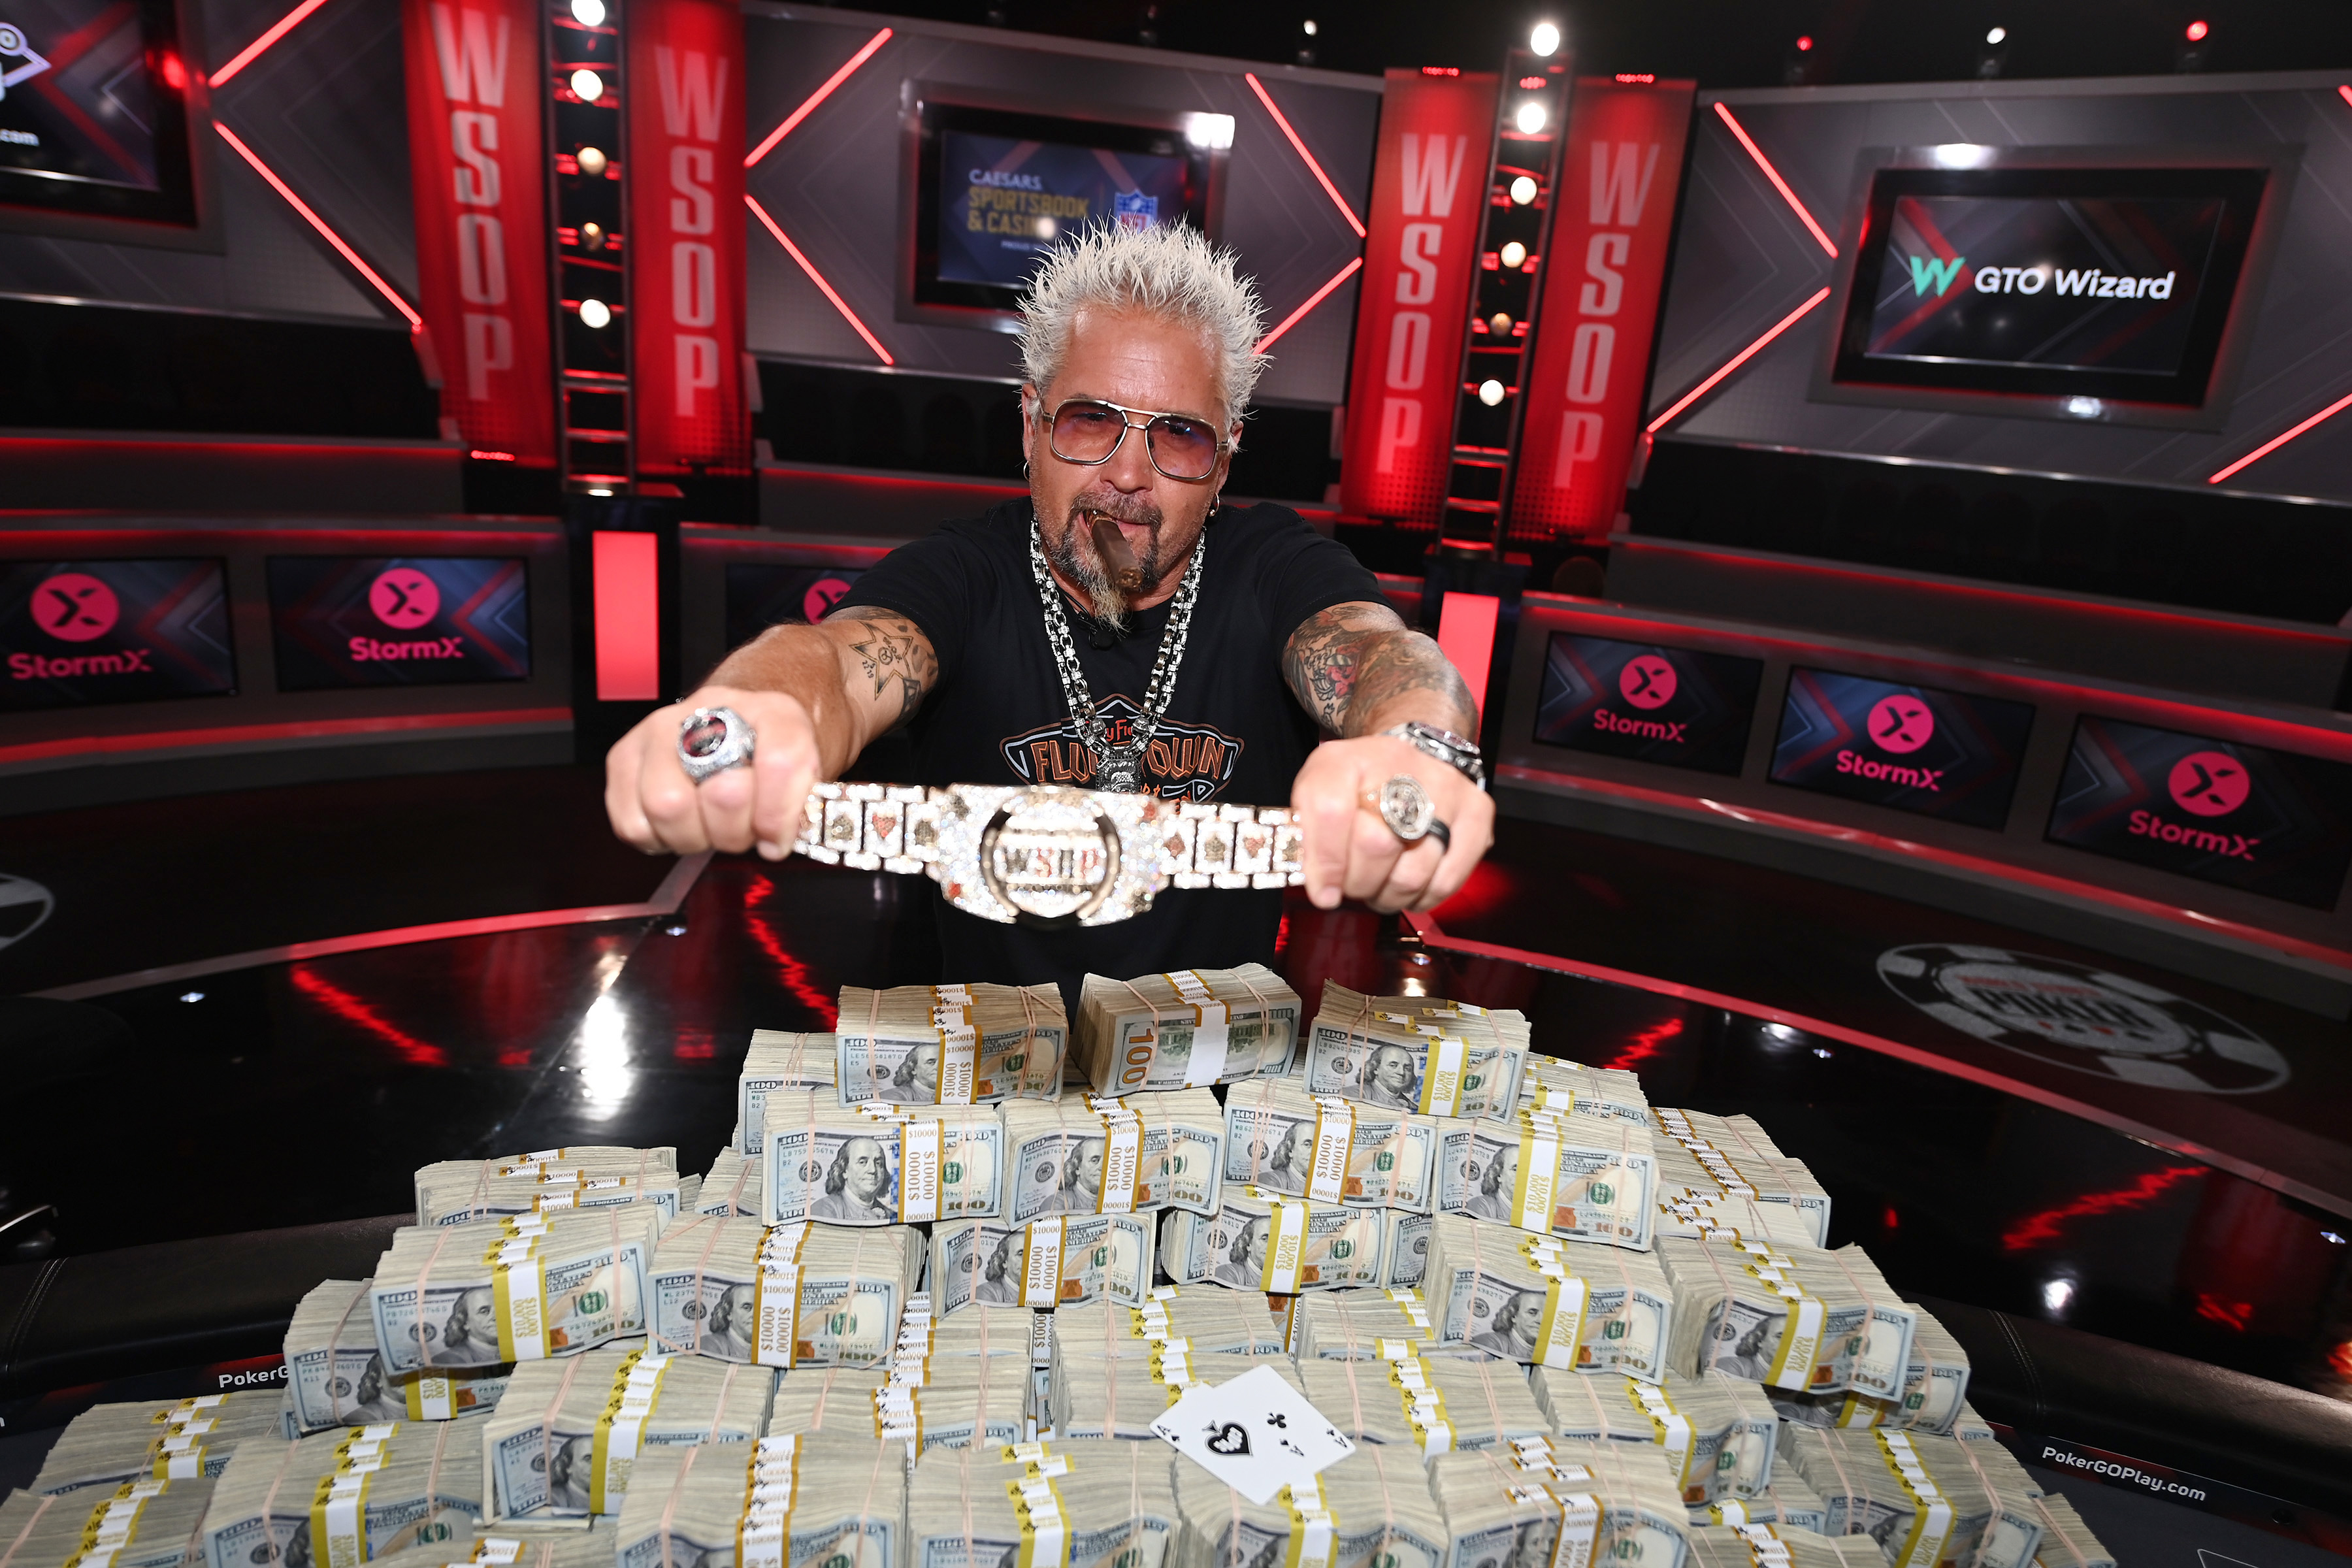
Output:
[1876,943,2289,1094]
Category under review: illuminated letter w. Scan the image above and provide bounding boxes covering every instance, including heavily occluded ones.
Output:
[1399,133,1466,218]
[656,46,728,142]
[430,5,508,106]
[1907,254,1965,297]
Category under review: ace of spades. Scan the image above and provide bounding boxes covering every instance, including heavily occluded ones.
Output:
[1150,1365,1354,1503]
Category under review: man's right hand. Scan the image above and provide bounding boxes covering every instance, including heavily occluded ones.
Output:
[606,685,826,860]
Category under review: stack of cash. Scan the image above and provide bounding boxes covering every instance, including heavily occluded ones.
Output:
[369,1207,661,1371]
[909,1438,1187,1568]
[1299,983,1529,1120]
[286,1279,511,1430]
[1176,1445,1450,1568]
[1656,1237,1916,1399]
[614,1433,903,1568]
[1426,1437,1688,1568]
[930,1213,1154,1313]
[1701,1471,1831,1536]
[1159,1186,1386,1292]
[1767,1306,1971,1435]
[1222,1081,1439,1211]
[875,1338,1033,1450]
[1778,1427,2045,1568]
[1685,1523,1886,1568]
[1004,1089,1226,1222]
[1073,966,1303,1092]
[1435,1109,1657,1249]
[1386,1211,1435,1289]
[483,1345,776,1518]
[1528,1364,1663,1443]
[735,1030,838,1154]
[1421,1215,1675,1380]
[646,1216,919,1366]
[2029,1495,2115,1568]
[766,1369,888,1437]
[1652,1109,1831,1249]
[1518,1058,1652,1122]
[879,1299,1040,1439]
[1292,1289,1440,1360]
[1294,1350,1552,1453]
[197,1416,488,1568]
[29,1392,287,1495]
[696,1147,762,1218]
[835,983,1066,1105]
[1536,1372,1776,1505]
[1054,1288,1286,1360]
[1055,1350,1305,1441]
[757,1092,1004,1225]
[0,1477,215,1568]
[414,1149,689,1228]
[405,1531,610,1568]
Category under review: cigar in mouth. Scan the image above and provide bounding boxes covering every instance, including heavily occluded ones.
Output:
[1087,512,1147,595]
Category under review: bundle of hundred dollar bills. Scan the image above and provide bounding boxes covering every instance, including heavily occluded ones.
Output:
[482,1346,775,1517]
[1003,1090,1226,1222]
[614,1434,902,1568]
[1159,1185,1390,1293]
[646,1217,920,1366]
[1535,1371,1779,1504]
[1420,1215,1675,1379]
[1652,1109,1832,1249]
[369,1207,661,1373]
[1178,1445,1450,1568]
[1298,983,1529,1120]
[1686,1522,1887,1568]
[1656,1235,1916,1398]
[286,1279,510,1431]
[834,983,1066,1105]
[1767,1307,1971,1434]
[1518,1058,1652,1121]
[29,1391,287,1495]
[1293,1350,1554,1452]
[197,1416,487,1568]
[1778,1425,2047,1568]
[412,1148,689,1228]
[1073,966,1303,1093]
[1427,1436,1690,1568]
[1222,1081,1439,1211]
[734,1031,836,1152]
[1053,1350,1304,1442]
[930,1213,1154,1313]
[1704,1470,1832,1534]
[756,1092,1004,1225]
[912,1439,1192,1568]
[0,1476,218,1568]
[1435,1107,1657,1249]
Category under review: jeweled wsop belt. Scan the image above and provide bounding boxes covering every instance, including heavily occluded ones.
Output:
[796,781,1303,928]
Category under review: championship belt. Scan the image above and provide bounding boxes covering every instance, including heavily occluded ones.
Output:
[796,781,1305,928]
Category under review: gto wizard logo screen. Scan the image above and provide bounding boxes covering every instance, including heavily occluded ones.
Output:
[0,559,235,709]
[267,556,530,689]
[1531,632,1762,775]
[1771,668,2034,828]
[2046,716,2352,909]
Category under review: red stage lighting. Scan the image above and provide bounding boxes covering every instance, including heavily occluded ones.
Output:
[1795,35,1813,51]
[2185,19,2209,41]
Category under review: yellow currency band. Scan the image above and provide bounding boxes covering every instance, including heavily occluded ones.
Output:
[1281,1477,1337,1568]
[1511,1120,1561,1237]
[309,1468,373,1568]
[588,1349,665,1513]
[486,1235,549,1362]
[1626,1379,1699,1497]
[1876,1432,1955,1568]
[1010,1474,1070,1568]
[1525,1252,1591,1370]
[1260,1194,1311,1295]
[1416,1034,1468,1117]
[753,1224,809,1369]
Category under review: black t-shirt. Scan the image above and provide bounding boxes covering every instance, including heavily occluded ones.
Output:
[834,498,1380,1007]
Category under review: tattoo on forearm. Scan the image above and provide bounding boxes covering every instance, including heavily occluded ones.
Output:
[1282,602,1477,738]
[833,609,938,729]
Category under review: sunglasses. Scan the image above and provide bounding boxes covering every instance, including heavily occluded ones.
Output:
[1037,397,1228,482]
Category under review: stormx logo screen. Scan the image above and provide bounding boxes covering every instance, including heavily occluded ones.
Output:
[0,559,236,710]
[1771,668,2034,829]
[1830,165,2266,407]
[2047,716,2352,910]
[1533,632,1763,776]
[267,556,531,690]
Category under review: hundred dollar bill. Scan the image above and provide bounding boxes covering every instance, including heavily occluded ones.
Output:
[737,1030,838,1155]
[1157,1184,1386,1292]
[1385,1210,1433,1288]
[835,983,1066,1106]
[414,1148,676,1223]
[1653,1107,1831,1249]
[913,1439,1183,1568]
[1004,1090,1223,1222]
[930,1214,1153,1314]
[1658,1237,1918,1399]
[482,1346,773,1518]
[0,1475,218,1568]
[1766,1306,1970,1435]
[1428,1439,1690,1568]
[616,1436,902,1568]
[1300,983,1527,1121]
[1436,1111,1657,1249]
[1518,1058,1653,1122]
[1778,1426,2034,1568]
[286,1279,510,1431]
[1222,1079,1439,1211]
[416,1170,694,1230]
[1422,1214,1675,1380]
[1075,966,1303,1093]
[30,1391,289,1495]
[697,1148,762,1218]
[368,1208,659,1373]
[1177,1449,1450,1568]
[647,1216,919,1368]
[759,1092,1003,1225]
[198,1418,487,1568]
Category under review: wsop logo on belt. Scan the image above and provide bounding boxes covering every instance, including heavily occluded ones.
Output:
[1876,944,2287,1094]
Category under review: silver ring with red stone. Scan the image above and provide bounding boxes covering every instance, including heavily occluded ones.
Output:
[678,706,756,783]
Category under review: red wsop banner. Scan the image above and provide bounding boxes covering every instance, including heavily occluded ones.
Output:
[402,0,557,466]
[626,0,749,480]
[1339,70,1499,527]
[1507,78,1694,540]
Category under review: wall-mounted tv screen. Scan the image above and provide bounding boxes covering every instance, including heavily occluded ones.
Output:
[267,556,531,690]
[1532,632,1762,776]
[909,97,1218,318]
[1771,668,2034,829]
[0,0,201,227]
[1830,166,2266,407]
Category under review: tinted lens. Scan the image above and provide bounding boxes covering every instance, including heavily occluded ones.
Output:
[1147,415,1220,479]
[1049,400,1126,463]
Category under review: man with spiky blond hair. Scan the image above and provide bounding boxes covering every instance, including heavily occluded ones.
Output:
[608,223,1492,1001]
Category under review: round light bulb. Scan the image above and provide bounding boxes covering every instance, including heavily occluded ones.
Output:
[2185,18,2208,40]
[1498,240,1527,269]
[580,221,604,250]
[1301,18,1316,35]
[570,0,604,25]
[1985,25,2005,44]
[578,297,611,329]
[570,68,604,101]
[1477,380,1507,408]
[1036,216,1056,239]
[1529,21,1560,56]
[1489,312,1512,335]
[576,146,608,176]
[1509,174,1537,205]
[1514,101,1547,135]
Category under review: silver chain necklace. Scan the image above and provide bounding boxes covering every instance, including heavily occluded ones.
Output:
[1029,513,1205,794]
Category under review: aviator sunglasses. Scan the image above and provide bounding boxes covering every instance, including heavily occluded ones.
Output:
[1035,397,1230,482]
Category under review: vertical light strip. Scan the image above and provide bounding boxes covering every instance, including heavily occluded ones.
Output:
[1254,256,1364,353]
[214,122,421,327]
[1712,101,1838,257]
[1435,592,1502,723]
[744,195,893,365]
[593,532,662,701]
[1242,71,1367,238]
[744,25,892,167]
[208,0,336,86]
[1645,286,1831,433]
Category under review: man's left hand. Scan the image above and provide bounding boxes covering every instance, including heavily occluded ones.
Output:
[1292,734,1494,913]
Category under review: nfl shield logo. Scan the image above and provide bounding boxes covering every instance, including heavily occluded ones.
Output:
[1114,191,1160,233]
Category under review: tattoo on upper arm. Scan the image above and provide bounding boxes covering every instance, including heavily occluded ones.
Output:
[830,607,938,730]
[1282,600,1477,738]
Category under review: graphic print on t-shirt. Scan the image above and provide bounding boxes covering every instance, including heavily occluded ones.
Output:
[1000,694,1243,800]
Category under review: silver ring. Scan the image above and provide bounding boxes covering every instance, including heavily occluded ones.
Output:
[678,706,755,783]
[1375,774,1436,842]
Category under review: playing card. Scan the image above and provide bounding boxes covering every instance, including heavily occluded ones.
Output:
[1150,1364,1355,1504]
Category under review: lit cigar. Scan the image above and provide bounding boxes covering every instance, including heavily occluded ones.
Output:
[1088,512,1147,595]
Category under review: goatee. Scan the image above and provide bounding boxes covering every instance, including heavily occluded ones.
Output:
[1046,501,1164,629]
